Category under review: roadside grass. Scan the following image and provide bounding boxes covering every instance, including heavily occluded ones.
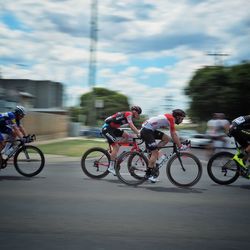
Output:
[37,139,107,157]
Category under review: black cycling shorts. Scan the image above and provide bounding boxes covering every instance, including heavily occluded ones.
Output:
[231,129,250,148]
[140,128,164,151]
[101,126,124,145]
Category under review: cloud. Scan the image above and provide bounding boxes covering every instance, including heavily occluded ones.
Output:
[0,0,250,117]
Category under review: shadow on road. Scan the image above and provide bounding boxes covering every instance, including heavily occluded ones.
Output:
[0,175,45,181]
[145,186,205,193]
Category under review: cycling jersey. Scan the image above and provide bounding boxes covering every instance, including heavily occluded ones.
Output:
[0,112,21,141]
[0,112,20,129]
[231,115,250,130]
[104,111,133,128]
[229,115,250,148]
[141,114,176,132]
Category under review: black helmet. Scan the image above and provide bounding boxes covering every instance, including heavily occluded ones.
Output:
[15,106,26,116]
[172,109,186,118]
[131,105,142,114]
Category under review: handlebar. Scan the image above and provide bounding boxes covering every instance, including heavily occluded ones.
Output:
[16,134,36,143]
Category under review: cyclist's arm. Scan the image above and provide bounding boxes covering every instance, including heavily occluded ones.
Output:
[128,122,140,136]
[125,112,140,136]
[13,125,24,139]
[170,130,182,148]
[18,124,27,137]
[168,116,182,148]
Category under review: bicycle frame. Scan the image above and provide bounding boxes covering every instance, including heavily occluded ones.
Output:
[155,143,189,172]
[0,135,36,167]
[108,137,143,155]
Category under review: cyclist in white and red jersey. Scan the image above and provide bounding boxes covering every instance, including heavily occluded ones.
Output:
[102,106,142,175]
[140,109,187,182]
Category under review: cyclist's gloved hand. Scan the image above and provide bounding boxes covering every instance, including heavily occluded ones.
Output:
[179,144,189,151]
[20,137,27,143]
[21,136,31,143]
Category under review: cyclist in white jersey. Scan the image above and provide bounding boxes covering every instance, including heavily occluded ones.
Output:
[140,109,188,182]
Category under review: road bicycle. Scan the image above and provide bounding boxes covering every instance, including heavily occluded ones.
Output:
[81,137,145,179]
[0,134,45,177]
[207,138,250,185]
[115,141,203,187]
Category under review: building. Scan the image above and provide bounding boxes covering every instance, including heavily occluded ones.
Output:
[0,79,63,111]
[0,79,70,139]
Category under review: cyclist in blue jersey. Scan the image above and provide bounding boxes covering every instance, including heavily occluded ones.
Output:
[0,106,28,155]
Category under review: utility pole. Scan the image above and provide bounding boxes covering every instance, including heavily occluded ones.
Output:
[88,0,98,126]
[207,52,229,66]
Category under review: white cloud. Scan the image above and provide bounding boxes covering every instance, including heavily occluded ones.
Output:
[1,0,250,117]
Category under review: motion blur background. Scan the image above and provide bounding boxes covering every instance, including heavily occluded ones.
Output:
[1,0,249,139]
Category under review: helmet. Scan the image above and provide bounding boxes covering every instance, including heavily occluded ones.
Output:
[131,105,142,114]
[14,106,26,116]
[172,109,186,118]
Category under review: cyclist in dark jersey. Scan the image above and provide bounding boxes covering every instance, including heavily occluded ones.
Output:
[229,115,250,170]
[0,106,28,155]
[102,106,142,175]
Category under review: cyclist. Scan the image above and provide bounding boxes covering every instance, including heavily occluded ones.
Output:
[140,109,188,182]
[228,115,250,173]
[206,113,230,156]
[101,106,142,175]
[0,106,28,155]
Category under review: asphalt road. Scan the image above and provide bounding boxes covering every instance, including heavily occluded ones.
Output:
[0,148,250,250]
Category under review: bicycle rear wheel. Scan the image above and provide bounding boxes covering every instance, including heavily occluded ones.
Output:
[14,145,45,177]
[166,152,202,187]
[116,151,148,186]
[207,151,240,185]
[81,147,110,178]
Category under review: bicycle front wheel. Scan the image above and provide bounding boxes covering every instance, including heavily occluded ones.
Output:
[166,152,202,187]
[14,145,45,177]
[116,151,148,186]
[81,147,110,179]
[207,151,240,185]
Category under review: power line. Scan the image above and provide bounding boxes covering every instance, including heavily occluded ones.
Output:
[206,52,229,66]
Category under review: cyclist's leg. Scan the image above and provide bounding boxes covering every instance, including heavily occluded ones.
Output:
[231,130,250,168]
[0,132,4,152]
[156,131,170,148]
[101,126,123,174]
[0,127,14,154]
[140,128,159,181]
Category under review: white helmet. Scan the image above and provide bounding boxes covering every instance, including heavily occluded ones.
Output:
[14,106,26,116]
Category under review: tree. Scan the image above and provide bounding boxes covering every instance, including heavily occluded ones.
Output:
[185,62,250,121]
[79,87,130,125]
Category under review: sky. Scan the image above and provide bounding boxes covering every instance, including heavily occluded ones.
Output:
[0,0,250,116]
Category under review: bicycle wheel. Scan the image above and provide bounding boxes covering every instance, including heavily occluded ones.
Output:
[81,147,110,178]
[166,152,202,187]
[207,151,240,185]
[14,145,45,177]
[116,151,148,186]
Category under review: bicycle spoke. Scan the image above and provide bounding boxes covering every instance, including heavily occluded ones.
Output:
[167,152,202,187]
[81,147,110,178]
[207,152,239,185]
[116,151,148,186]
[14,145,45,177]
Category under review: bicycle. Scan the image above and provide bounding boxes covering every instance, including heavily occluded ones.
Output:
[81,137,145,179]
[115,141,203,187]
[0,134,45,177]
[207,138,250,185]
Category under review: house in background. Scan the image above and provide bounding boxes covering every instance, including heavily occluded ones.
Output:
[0,79,63,111]
[0,79,69,139]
